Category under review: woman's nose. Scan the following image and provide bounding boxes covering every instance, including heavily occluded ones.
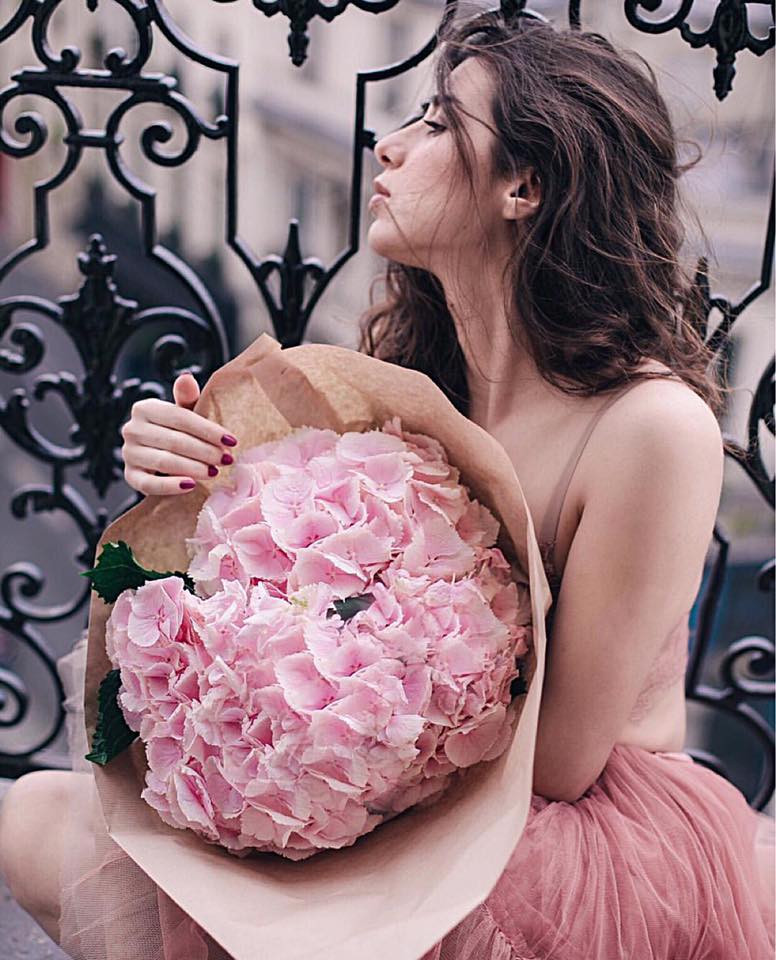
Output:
[374,129,403,169]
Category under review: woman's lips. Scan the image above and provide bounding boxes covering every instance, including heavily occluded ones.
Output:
[368,193,388,211]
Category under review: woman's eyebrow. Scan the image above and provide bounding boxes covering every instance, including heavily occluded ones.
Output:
[426,94,458,112]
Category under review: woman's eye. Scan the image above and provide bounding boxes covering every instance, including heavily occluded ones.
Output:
[389,101,445,136]
[396,101,429,131]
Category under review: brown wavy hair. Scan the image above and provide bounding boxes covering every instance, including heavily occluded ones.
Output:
[358,10,734,448]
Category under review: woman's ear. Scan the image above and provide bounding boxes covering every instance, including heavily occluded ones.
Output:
[502,168,541,222]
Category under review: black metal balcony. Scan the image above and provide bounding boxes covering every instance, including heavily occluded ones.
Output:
[0,0,772,812]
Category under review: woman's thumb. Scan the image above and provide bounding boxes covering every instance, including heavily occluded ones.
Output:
[173,372,200,410]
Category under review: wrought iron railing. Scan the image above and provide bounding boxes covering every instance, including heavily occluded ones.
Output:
[0,0,773,810]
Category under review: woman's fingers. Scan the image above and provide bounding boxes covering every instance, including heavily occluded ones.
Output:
[172,373,200,410]
[130,398,238,451]
[121,396,240,496]
[124,466,199,497]
[124,444,221,483]
[122,419,228,469]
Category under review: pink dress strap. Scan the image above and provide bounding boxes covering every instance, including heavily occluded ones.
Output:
[537,379,647,554]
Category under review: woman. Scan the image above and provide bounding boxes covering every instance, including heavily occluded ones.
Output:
[1,11,773,959]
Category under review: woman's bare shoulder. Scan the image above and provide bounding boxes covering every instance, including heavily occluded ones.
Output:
[608,374,720,446]
[581,373,724,506]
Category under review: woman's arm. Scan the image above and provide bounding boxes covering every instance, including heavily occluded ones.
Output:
[531,385,725,803]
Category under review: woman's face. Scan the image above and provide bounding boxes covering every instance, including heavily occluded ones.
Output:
[368,57,512,273]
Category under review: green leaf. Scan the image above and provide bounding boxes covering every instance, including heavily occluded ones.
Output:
[326,593,375,622]
[84,668,139,766]
[81,540,196,603]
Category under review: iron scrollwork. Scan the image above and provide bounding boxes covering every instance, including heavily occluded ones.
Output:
[679,190,775,807]
[0,1,773,809]
[1,235,222,497]
[685,522,775,809]
[0,231,225,769]
[0,0,229,770]
[211,0,403,67]
[624,0,774,100]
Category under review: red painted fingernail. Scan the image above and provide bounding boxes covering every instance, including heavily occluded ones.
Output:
[221,434,238,447]
[208,465,219,477]
[220,452,234,465]
[180,480,196,490]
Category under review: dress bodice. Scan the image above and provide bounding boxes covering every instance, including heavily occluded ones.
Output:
[534,373,690,728]
[538,537,689,725]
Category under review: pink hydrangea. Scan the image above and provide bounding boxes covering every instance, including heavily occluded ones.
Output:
[105,418,532,860]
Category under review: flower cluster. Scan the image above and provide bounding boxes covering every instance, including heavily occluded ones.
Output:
[105,418,531,859]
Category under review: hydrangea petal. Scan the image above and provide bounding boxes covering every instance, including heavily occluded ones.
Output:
[107,419,530,860]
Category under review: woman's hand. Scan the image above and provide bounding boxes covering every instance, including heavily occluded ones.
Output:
[121,373,239,495]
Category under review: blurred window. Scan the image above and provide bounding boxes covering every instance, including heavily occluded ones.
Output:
[381,21,410,113]
[290,167,316,225]
[329,178,349,250]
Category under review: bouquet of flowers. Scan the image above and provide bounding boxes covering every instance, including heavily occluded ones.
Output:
[80,333,551,960]
[84,418,531,861]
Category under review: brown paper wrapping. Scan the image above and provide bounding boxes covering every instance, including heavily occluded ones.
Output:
[83,332,552,960]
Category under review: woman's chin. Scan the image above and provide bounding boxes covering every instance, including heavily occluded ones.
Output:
[366,226,421,269]
[366,222,397,258]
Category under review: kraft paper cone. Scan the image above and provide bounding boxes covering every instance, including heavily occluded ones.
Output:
[83,332,553,960]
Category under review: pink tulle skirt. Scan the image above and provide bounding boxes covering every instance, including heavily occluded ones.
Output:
[56,635,774,960]
[420,744,775,960]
